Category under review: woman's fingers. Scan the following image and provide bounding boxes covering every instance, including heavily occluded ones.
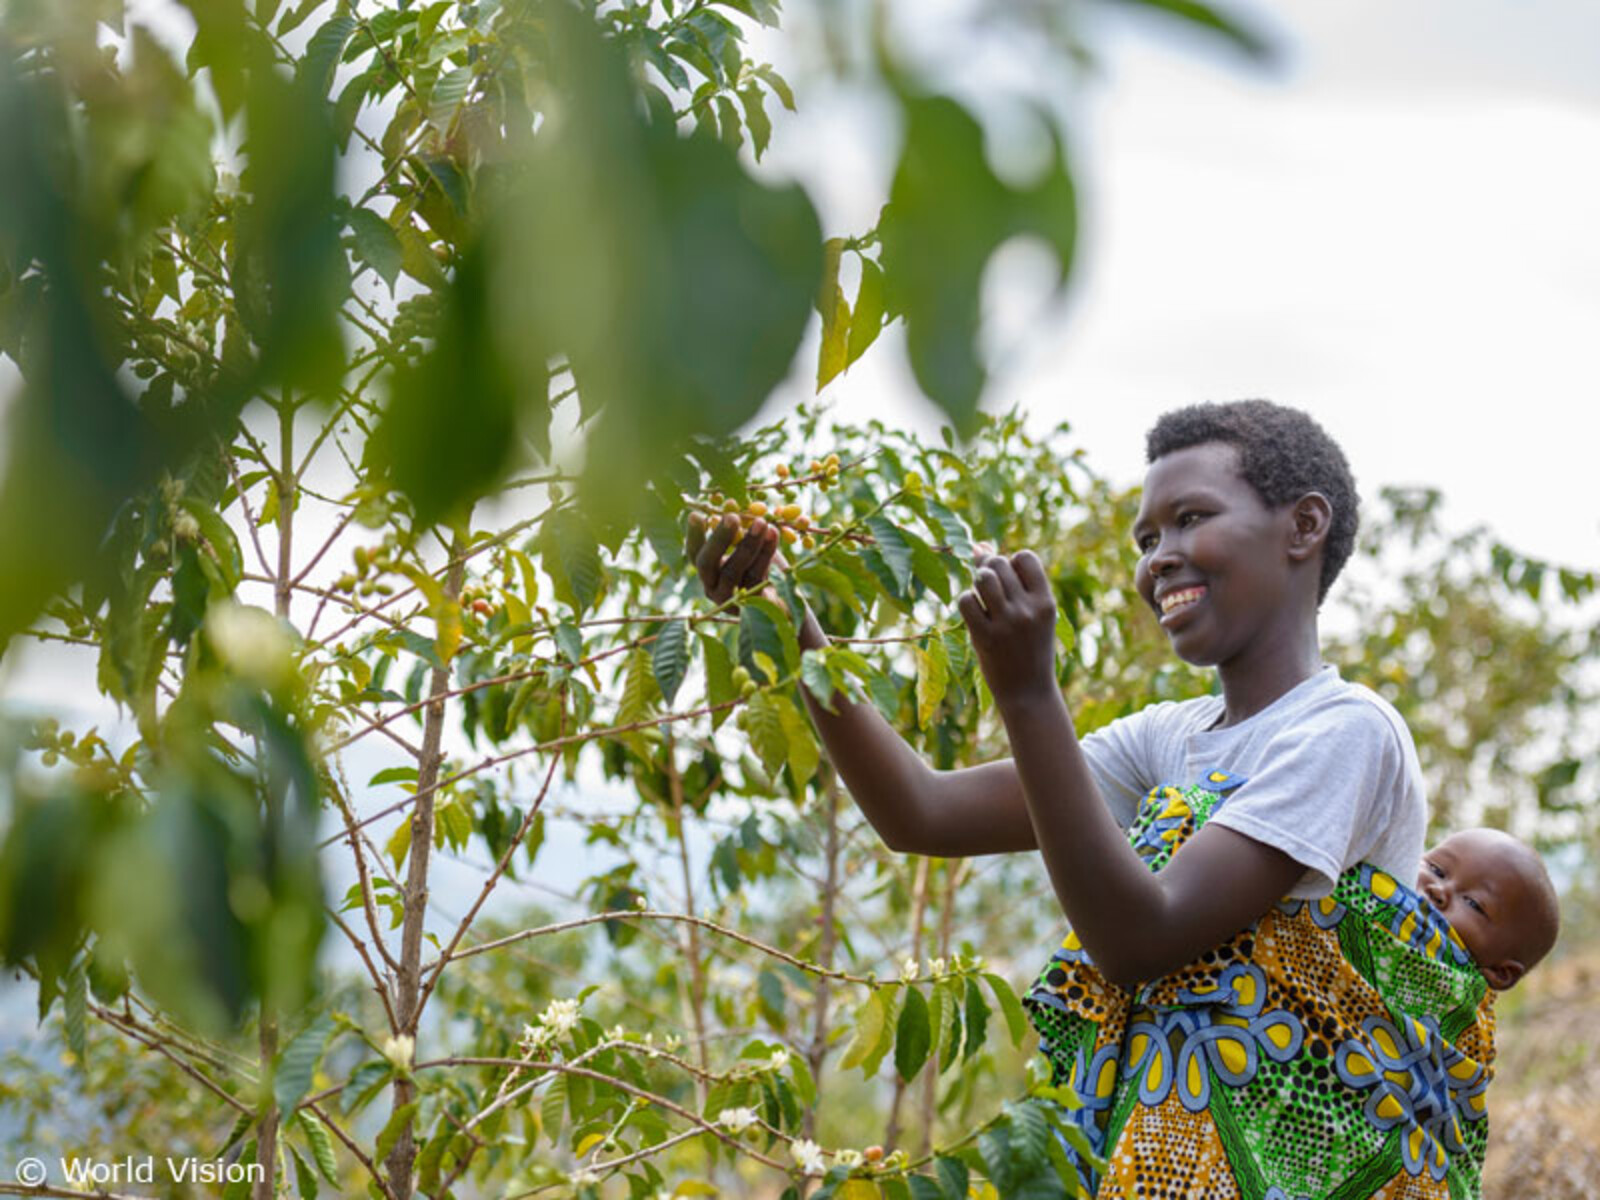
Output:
[957,588,988,627]
[741,524,780,587]
[696,514,741,596]
[1011,549,1049,593]
[973,564,1007,613]
[719,517,771,593]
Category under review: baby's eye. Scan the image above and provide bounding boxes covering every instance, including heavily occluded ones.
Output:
[1464,896,1483,913]
[1426,861,1444,877]
[1135,534,1157,554]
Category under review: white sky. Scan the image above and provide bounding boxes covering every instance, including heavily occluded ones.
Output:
[761,0,1600,570]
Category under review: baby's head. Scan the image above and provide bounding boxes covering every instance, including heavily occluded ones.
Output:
[1418,828,1560,990]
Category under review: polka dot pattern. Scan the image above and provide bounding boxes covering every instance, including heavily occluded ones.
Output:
[1023,778,1496,1199]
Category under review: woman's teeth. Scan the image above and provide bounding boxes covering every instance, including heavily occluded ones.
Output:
[1160,587,1205,615]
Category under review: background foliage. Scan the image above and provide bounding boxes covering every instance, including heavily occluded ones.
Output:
[1,1,1596,1198]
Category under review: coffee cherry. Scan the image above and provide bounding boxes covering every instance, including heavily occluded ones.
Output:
[472,598,493,616]
[746,501,768,518]
[775,463,790,479]
[732,666,752,688]
[723,499,741,514]
[778,503,802,522]
[802,535,816,550]
[863,1146,884,1163]
[781,528,798,546]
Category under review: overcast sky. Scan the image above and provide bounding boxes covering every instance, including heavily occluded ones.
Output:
[760,0,1600,570]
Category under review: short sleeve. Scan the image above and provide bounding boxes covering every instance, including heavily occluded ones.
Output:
[1204,700,1408,897]
[1080,701,1202,831]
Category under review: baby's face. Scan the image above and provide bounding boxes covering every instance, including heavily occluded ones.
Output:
[1417,829,1536,989]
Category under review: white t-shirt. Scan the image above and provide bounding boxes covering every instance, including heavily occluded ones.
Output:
[1079,665,1426,898]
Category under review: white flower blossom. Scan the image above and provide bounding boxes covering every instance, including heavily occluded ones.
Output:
[541,997,581,1037]
[519,1023,552,1053]
[835,1148,864,1168]
[900,957,920,983]
[381,1034,414,1069]
[571,1166,601,1187]
[717,1106,759,1132]
[790,1138,826,1175]
[767,1048,790,1072]
[929,957,947,977]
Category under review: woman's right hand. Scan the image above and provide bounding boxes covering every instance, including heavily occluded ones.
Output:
[688,512,781,605]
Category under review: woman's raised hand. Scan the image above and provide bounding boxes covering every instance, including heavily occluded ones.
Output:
[957,548,1059,705]
[687,512,781,605]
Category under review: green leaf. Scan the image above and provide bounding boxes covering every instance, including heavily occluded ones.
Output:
[1005,1099,1052,1176]
[894,984,932,1081]
[300,15,357,98]
[914,638,949,728]
[650,619,691,705]
[816,237,850,390]
[63,953,87,1063]
[375,1100,420,1164]
[1106,0,1274,58]
[347,208,403,292]
[800,648,838,714]
[962,975,991,1061]
[738,602,787,683]
[881,95,1076,436]
[744,692,788,777]
[386,815,412,871]
[983,972,1029,1048]
[775,692,818,789]
[297,1111,339,1184]
[290,1145,318,1200]
[275,1013,336,1115]
[617,645,659,727]
[542,1072,568,1139]
[737,84,772,158]
[839,988,889,1073]
[907,1177,945,1200]
[845,257,886,367]
[369,766,419,787]
[542,510,604,616]
[978,1125,1016,1194]
[866,516,914,591]
[757,967,786,1029]
[701,631,736,729]
[379,238,533,525]
[934,1155,969,1200]
[428,64,472,130]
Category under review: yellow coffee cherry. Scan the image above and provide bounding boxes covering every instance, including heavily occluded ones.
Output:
[825,452,841,468]
[795,514,811,531]
[778,503,803,522]
[781,528,798,545]
[722,499,740,514]
[801,534,816,550]
[775,463,790,479]
[746,501,768,518]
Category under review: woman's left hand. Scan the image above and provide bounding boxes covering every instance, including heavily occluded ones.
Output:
[956,549,1059,706]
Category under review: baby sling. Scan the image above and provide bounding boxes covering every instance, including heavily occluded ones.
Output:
[1024,771,1496,1200]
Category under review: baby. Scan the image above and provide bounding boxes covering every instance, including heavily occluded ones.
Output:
[1417,827,1560,991]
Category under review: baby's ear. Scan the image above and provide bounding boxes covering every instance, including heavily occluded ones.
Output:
[1481,958,1527,990]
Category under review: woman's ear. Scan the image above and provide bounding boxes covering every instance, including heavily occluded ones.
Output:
[1481,957,1527,991]
[1286,492,1333,563]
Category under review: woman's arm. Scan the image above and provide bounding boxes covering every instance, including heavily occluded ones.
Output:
[692,513,1040,857]
[962,550,1304,987]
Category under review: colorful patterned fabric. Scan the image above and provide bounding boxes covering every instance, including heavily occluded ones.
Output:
[1025,772,1497,1200]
